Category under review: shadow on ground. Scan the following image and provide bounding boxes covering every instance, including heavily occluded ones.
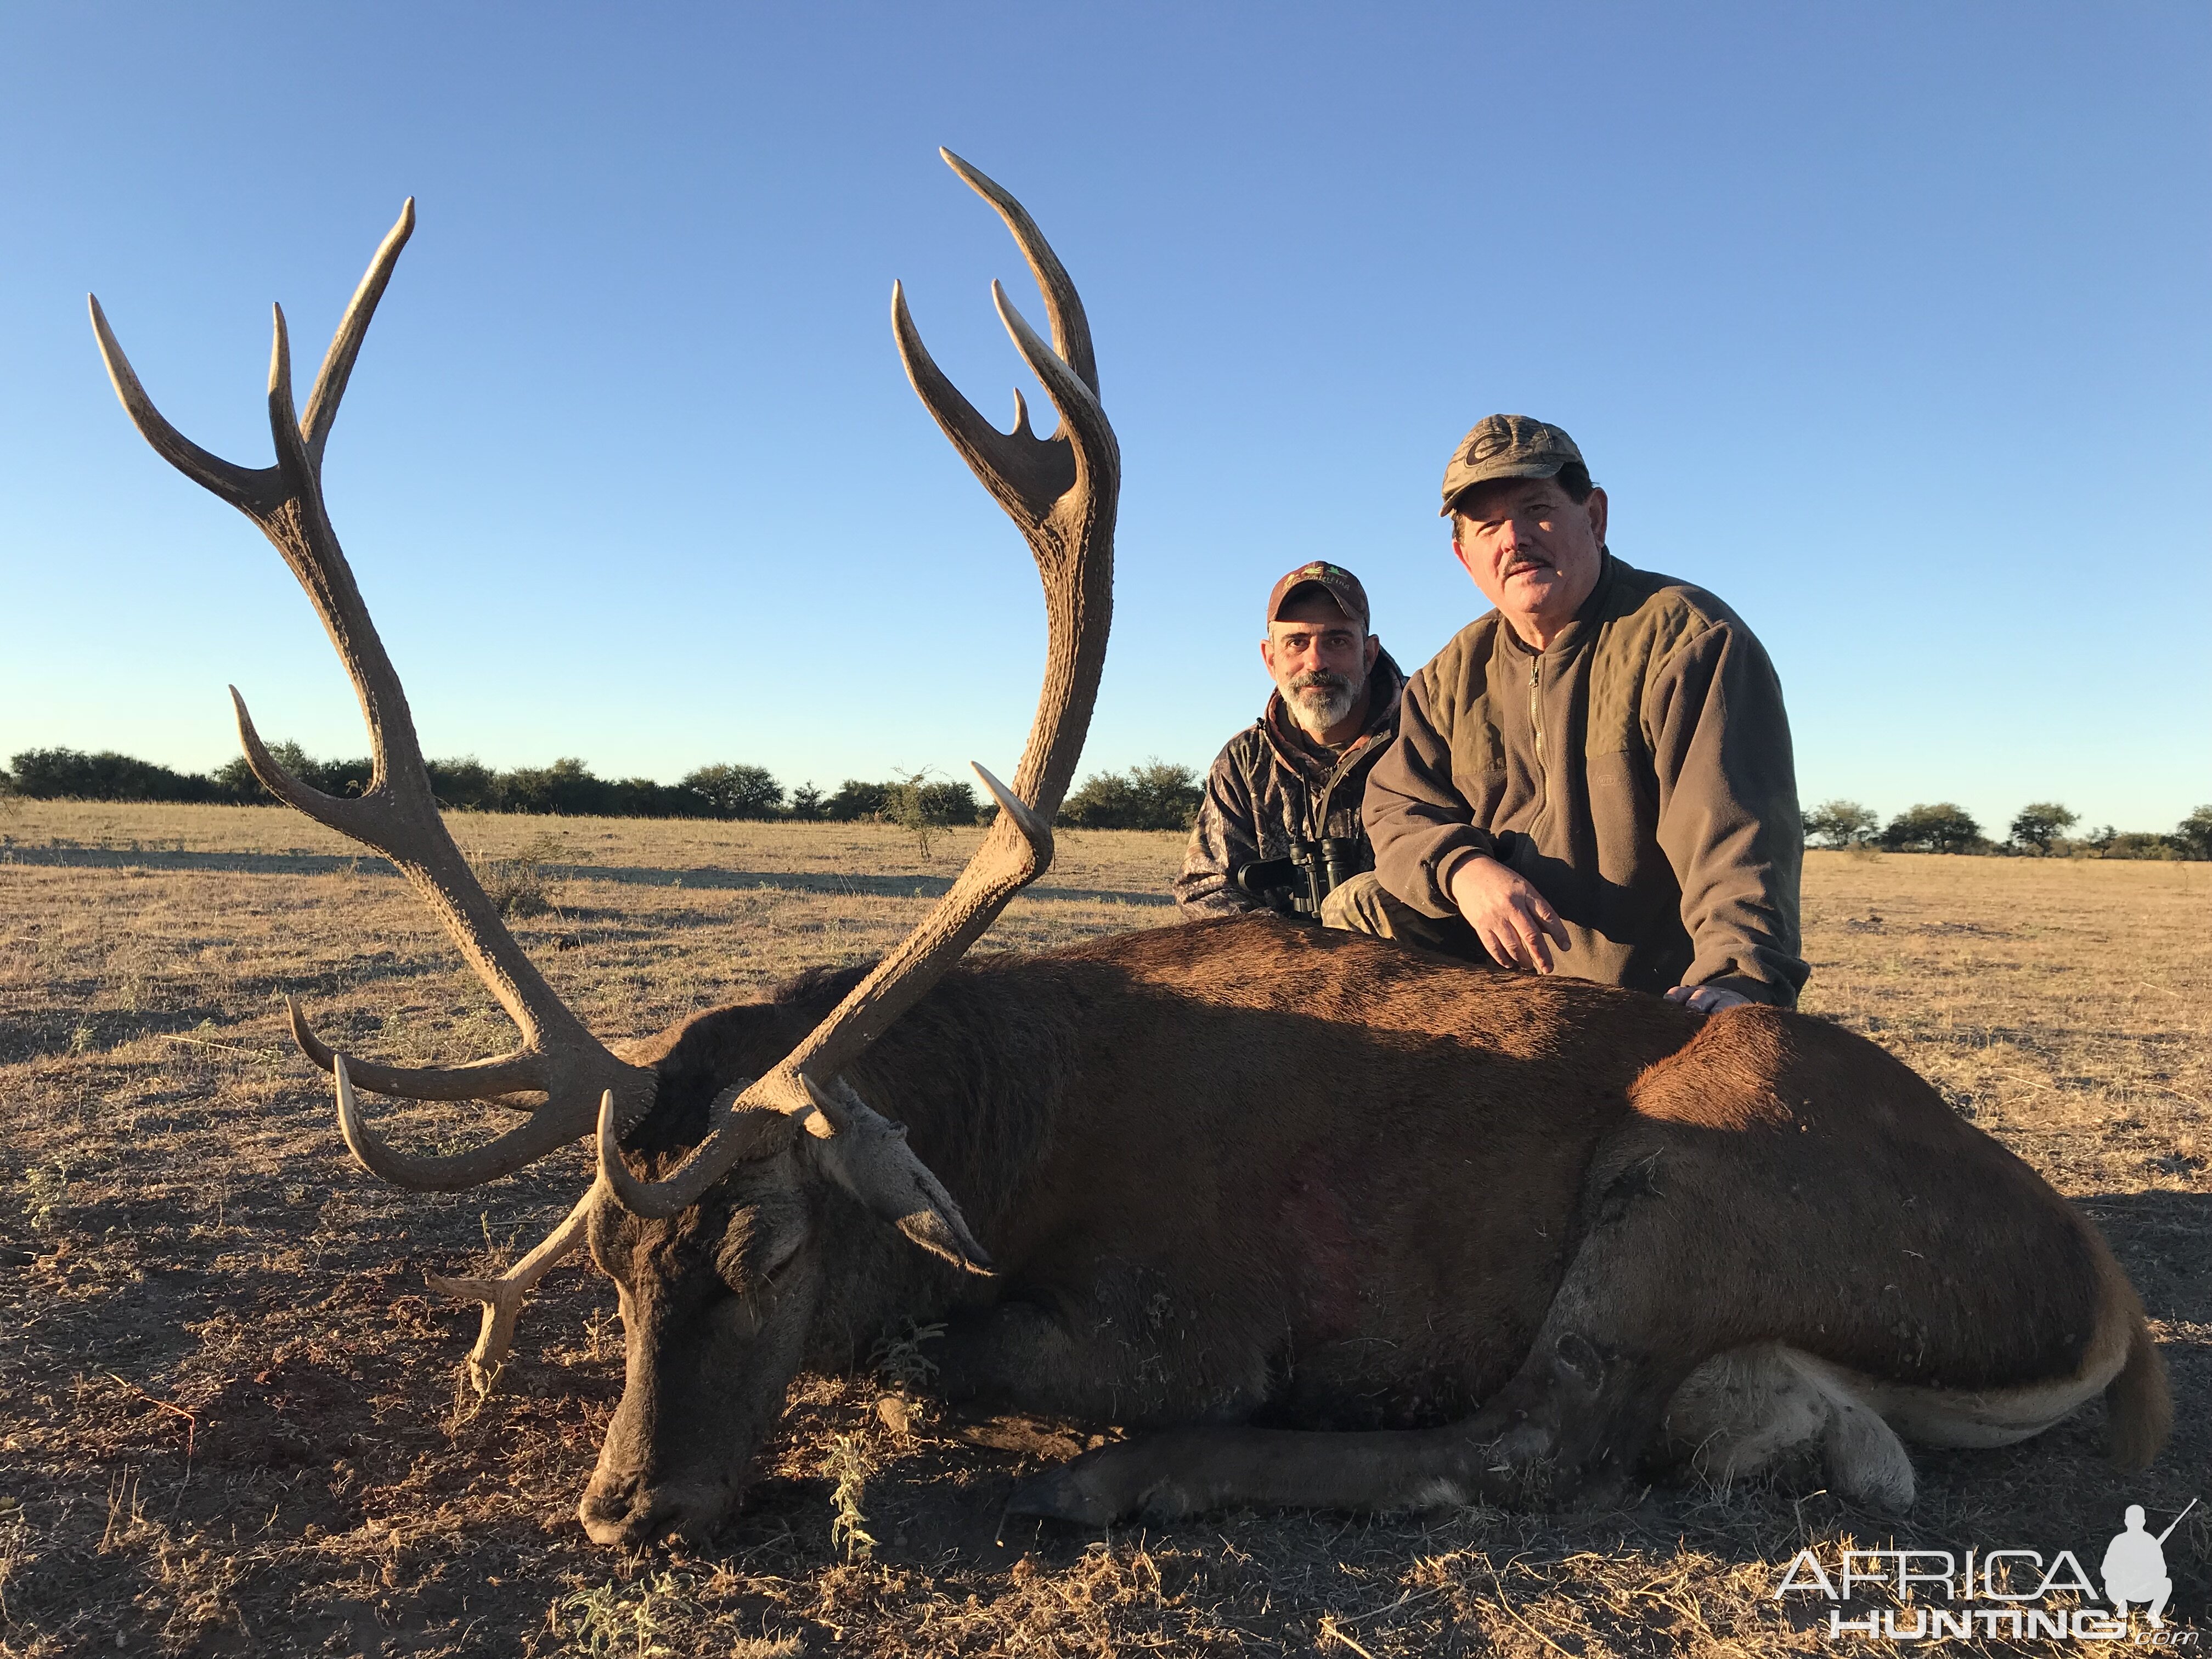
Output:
[1,845,1174,907]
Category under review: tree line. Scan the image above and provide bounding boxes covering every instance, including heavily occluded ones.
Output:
[20,744,2196,859]
[2,746,1210,832]
[1804,798,2212,861]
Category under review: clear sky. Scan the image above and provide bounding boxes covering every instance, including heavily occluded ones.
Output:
[2,2,2205,835]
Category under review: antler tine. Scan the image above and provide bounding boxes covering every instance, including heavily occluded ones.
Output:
[608,156,1115,1217]
[303,197,415,468]
[334,1053,605,1190]
[287,996,540,1105]
[938,148,1097,396]
[890,280,1070,531]
[88,296,275,512]
[93,202,658,1193]
[426,1177,598,1395]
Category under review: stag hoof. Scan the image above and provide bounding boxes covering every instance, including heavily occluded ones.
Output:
[1005,1444,1178,1527]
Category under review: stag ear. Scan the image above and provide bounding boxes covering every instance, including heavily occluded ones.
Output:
[804,1077,994,1276]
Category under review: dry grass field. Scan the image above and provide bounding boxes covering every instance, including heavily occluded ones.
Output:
[1,803,2204,1656]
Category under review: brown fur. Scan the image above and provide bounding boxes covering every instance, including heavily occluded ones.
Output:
[578,915,2168,1545]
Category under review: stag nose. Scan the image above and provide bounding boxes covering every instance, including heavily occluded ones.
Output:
[578,1472,736,1549]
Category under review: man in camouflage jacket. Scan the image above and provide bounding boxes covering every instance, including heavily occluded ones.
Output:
[1175,562,1407,916]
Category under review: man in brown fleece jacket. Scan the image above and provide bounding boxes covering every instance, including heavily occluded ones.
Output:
[1339,414,1807,1010]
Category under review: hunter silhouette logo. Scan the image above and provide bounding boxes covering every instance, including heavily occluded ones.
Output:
[2106,1499,2194,1629]
[1773,1498,2199,1644]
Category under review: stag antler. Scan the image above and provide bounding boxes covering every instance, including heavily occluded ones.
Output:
[90,202,658,1186]
[91,204,661,1380]
[596,149,1119,1235]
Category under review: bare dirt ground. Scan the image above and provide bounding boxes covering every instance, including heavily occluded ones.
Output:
[2,804,2205,1656]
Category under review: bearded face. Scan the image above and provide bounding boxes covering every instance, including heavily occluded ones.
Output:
[1284,667,1362,736]
[1263,591,1375,742]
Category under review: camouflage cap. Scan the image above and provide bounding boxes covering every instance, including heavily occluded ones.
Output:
[1438,414,1585,516]
[1265,561,1369,631]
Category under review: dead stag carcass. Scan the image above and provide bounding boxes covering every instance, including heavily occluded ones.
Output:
[90,154,2169,1550]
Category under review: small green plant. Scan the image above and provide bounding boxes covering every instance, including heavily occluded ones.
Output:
[551,1571,698,1656]
[820,1435,876,1562]
[21,1163,67,1232]
[870,1319,944,1389]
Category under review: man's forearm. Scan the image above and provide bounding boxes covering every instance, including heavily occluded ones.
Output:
[1361,674,1496,916]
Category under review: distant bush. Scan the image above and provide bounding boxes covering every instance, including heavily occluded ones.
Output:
[9,743,792,821]
[824,780,889,822]
[9,747,236,804]
[210,743,373,803]
[838,771,977,857]
[1878,803,1985,855]
[2007,802,2079,856]
[1802,799,1879,849]
[679,763,784,820]
[2173,805,2212,862]
[2096,831,2179,861]
[1060,761,1205,832]
[2064,826,2181,861]
[426,757,500,810]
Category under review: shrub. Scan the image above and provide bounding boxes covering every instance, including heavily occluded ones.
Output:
[679,763,783,819]
[210,744,375,803]
[788,783,826,821]
[880,772,981,856]
[825,780,889,822]
[1802,799,1879,849]
[1879,803,1984,855]
[2073,829,2179,861]
[8,747,228,803]
[922,781,981,825]
[1059,760,1204,831]
[2174,805,2212,862]
[2007,802,2078,856]
[426,757,500,810]
[467,831,569,918]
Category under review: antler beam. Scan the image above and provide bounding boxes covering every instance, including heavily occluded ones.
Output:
[90,202,658,1191]
[599,150,1119,1221]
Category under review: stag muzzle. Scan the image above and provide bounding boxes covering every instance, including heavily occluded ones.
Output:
[580,1184,822,1548]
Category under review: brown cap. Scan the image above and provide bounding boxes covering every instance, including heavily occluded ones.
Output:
[1265,561,1369,631]
[1438,414,1585,516]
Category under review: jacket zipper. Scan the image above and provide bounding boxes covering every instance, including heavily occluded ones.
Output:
[1528,657,1547,836]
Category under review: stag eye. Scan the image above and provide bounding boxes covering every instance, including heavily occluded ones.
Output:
[754,1226,805,1282]
[718,1210,806,1291]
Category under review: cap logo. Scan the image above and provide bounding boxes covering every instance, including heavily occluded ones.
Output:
[1469,428,1512,462]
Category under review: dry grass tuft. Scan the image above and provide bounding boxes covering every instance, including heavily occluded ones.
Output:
[0,810,2204,1654]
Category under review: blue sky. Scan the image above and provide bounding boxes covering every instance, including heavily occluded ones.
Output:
[2,2,2205,834]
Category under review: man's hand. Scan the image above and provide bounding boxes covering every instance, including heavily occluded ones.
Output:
[1446,852,1570,973]
[1664,984,1753,1014]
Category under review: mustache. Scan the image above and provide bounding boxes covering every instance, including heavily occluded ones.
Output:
[1289,669,1356,695]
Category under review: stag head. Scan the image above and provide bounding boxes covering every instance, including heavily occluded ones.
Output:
[92,149,1116,1549]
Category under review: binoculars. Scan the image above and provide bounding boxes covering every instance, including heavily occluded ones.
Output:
[1232,836,1367,919]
